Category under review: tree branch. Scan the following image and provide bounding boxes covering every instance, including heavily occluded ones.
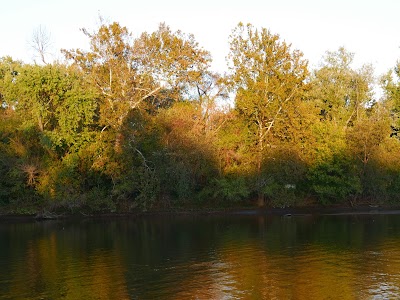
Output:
[130,86,162,109]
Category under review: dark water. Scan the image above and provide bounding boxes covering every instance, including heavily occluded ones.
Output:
[1,213,400,299]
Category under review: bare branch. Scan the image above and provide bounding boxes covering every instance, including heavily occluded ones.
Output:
[30,25,52,64]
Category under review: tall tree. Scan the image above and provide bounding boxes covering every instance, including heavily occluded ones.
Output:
[63,21,216,129]
[381,61,400,138]
[30,25,53,65]
[309,47,374,128]
[62,21,154,130]
[134,23,213,103]
[346,104,390,174]
[227,23,309,206]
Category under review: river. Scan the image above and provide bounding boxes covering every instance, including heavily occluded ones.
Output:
[1,213,400,299]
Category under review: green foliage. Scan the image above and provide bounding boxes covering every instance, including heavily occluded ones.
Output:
[381,62,400,138]
[0,151,17,205]
[309,47,374,127]
[228,23,309,151]
[227,23,309,206]
[361,163,396,203]
[307,155,362,205]
[135,23,212,102]
[114,161,160,211]
[262,180,297,208]
[1,63,98,155]
[260,150,307,207]
[213,175,250,203]
[216,114,254,175]
[387,173,400,202]
[360,137,400,203]
[1,21,400,214]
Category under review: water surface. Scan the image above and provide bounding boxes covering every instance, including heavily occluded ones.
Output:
[1,213,400,299]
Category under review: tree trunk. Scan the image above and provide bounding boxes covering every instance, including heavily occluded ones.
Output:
[257,192,264,207]
[38,115,44,132]
[257,152,264,207]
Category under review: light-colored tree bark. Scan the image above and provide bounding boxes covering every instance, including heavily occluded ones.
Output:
[30,25,52,64]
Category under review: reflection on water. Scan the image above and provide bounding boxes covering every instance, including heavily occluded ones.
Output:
[1,214,400,299]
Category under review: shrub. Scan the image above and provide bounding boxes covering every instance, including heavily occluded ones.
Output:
[307,155,361,205]
[214,176,250,203]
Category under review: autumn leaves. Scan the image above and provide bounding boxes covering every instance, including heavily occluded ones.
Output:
[0,20,399,212]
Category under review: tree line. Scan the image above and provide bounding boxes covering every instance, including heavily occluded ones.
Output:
[1,21,400,213]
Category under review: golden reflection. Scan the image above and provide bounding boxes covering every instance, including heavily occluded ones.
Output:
[63,250,129,300]
[289,246,357,299]
[7,231,130,300]
[356,239,400,298]
[172,240,396,299]
[217,241,288,299]
[4,217,400,299]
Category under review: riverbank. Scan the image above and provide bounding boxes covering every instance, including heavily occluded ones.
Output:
[2,203,400,221]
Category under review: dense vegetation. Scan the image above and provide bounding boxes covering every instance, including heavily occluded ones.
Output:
[1,21,400,214]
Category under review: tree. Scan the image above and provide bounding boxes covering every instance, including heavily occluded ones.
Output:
[0,62,103,206]
[63,21,150,130]
[63,21,215,129]
[30,25,53,64]
[227,23,309,206]
[303,48,377,205]
[4,64,98,152]
[381,61,400,138]
[62,20,223,209]
[134,23,213,103]
[134,23,227,132]
[309,47,374,128]
[346,105,390,173]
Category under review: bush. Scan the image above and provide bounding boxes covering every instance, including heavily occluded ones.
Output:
[307,155,361,205]
[262,179,297,208]
[213,176,250,203]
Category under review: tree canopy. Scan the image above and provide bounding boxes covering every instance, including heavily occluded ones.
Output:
[0,20,400,214]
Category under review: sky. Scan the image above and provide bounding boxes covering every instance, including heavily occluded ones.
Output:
[1,0,400,79]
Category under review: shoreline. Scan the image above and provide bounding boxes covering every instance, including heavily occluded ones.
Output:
[2,204,400,221]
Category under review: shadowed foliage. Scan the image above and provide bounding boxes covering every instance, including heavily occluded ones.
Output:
[0,21,400,214]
